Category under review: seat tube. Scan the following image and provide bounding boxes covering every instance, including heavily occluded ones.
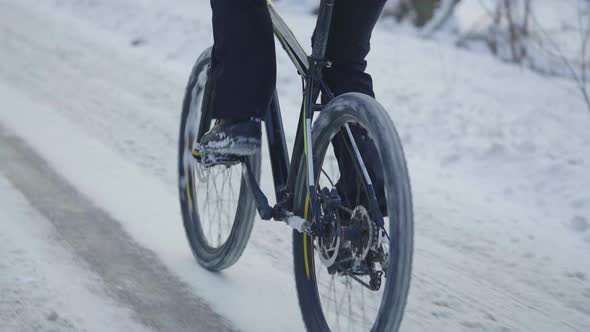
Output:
[265,92,290,201]
[299,0,335,225]
[302,77,319,224]
[311,0,335,60]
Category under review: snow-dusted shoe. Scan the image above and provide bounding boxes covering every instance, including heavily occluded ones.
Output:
[194,118,261,163]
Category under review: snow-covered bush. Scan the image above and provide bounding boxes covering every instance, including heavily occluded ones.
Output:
[454,0,531,63]
[383,0,461,28]
[453,0,589,110]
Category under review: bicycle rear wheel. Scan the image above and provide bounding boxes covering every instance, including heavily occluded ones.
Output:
[178,48,260,271]
[293,93,413,331]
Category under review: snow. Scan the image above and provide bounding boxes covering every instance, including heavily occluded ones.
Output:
[0,0,589,331]
[0,81,305,332]
[0,175,149,332]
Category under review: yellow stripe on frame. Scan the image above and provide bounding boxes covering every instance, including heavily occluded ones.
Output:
[303,192,311,280]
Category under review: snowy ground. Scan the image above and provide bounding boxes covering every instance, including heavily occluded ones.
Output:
[0,124,235,332]
[0,176,149,332]
[0,0,589,331]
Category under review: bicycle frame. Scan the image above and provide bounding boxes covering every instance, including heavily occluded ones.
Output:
[199,0,382,233]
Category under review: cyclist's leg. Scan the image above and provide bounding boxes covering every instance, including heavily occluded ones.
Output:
[321,0,386,97]
[199,0,276,157]
[209,0,276,120]
[318,0,388,214]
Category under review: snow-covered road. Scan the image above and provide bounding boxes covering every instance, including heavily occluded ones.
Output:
[0,172,148,332]
[0,127,234,332]
[0,0,589,331]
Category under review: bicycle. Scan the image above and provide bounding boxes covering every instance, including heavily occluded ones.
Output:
[178,0,413,330]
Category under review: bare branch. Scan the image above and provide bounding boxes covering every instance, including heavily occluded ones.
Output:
[421,0,462,37]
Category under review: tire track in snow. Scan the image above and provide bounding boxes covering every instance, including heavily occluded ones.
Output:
[0,126,236,332]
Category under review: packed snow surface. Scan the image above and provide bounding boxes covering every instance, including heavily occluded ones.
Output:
[0,176,150,332]
[0,0,589,331]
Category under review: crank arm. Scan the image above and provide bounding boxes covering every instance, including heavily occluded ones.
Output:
[242,159,273,220]
[242,160,315,235]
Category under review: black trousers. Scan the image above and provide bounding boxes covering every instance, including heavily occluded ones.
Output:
[209,0,387,119]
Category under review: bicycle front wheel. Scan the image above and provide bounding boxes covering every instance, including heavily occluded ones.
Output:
[178,47,260,271]
[293,93,413,331]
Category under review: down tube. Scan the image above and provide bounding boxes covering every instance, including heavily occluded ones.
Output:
[265,92,290,202]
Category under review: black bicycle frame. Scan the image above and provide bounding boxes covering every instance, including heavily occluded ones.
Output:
[266,0,335,221]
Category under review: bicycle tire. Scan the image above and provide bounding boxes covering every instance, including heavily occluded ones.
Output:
[178,47,261,271]
[293,93,413,331]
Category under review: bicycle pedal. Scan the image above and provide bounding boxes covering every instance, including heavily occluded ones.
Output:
[192,148,203,162]
[193,148,242,168]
